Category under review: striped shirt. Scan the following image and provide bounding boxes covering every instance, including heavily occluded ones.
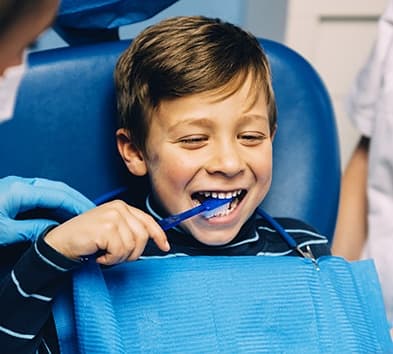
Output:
[0,198,330,354]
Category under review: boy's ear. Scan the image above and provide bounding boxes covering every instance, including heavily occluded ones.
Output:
[116,128,148,176]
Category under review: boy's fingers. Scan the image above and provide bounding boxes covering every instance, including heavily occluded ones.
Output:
[88,212,135,265]
[90,201,169,265]
[151,229,171,252]
[127,236,149,261]
[124,205,170,252]
[94,202,169,265]
[140,215,170,252]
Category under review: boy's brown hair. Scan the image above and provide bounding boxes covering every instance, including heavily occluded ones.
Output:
[115,15,277,154]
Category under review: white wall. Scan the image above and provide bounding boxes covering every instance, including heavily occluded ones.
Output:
[282,0,387,168]
[243,0,288,43]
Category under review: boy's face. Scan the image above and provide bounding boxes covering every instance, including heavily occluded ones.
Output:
[120,75,275,245]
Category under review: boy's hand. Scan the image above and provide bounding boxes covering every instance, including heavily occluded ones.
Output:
[44,200,170,265]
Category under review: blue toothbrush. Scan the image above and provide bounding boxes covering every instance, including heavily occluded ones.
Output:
[158,198,233,231]
[82,198,233,261]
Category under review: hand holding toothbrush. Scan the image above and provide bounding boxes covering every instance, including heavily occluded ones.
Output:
[44,198,232,265]
[44,200,170,265]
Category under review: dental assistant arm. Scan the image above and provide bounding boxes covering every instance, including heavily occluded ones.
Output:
[332,136,369,260]
[0,176,95,245]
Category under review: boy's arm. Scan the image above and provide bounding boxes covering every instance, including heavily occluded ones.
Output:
[0,199,170,352]
[332,136,369,260]
[0,228,81,353]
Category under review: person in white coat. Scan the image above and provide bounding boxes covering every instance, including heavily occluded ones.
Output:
[333,0,393,324]
[0,0,94,245]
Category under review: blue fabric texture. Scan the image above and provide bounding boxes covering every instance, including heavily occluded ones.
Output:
[57,0,179,29]
[52,256,393,353]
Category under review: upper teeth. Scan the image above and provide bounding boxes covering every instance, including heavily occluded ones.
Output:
[198,190,242,199]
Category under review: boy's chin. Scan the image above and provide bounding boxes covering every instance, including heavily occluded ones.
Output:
[183,219,244,246]
[191,231,238,247]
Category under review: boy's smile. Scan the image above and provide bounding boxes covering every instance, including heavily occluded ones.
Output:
[191,189,245,218]
[120,74,275,246]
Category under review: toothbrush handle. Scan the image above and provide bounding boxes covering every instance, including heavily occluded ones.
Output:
[158,204,205,231]
[81,205,206,261]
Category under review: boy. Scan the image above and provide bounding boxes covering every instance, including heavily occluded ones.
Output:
[0,16,330,353]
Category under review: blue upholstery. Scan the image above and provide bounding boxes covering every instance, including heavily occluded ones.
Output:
[54,0,179,45]
[0,39,340,241]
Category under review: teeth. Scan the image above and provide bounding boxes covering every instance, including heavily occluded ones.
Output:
[198,189,242,199]
[197,189,244,219]
[203,197,240,219]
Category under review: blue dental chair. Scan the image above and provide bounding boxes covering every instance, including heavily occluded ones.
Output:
[0,38,340,241]
[5,38,393,354]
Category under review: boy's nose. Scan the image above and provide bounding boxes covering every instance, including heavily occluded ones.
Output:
[205,142,245,177]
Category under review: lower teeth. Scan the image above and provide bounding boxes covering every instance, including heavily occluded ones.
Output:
[211,200,237,218]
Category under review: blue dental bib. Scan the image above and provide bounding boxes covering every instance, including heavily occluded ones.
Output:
[53,255,392,353]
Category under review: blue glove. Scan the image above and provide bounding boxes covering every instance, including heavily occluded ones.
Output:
[0,176,95,245]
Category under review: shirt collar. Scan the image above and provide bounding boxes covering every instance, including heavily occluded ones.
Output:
[145,194,259,249]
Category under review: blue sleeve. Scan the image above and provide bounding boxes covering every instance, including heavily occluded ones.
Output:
[58,0,179,28]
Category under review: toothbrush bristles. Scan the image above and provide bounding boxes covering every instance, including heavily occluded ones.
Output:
[202,198,233,218]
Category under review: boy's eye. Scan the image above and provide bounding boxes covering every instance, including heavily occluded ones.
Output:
[238,132,267,146]
[178,135,208,149]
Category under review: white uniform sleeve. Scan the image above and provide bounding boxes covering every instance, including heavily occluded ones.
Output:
[346,0,393,137]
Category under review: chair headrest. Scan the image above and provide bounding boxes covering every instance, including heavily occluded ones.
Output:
[0,39,340,240]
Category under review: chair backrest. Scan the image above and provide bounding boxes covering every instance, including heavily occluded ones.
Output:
[0,39,340,241]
